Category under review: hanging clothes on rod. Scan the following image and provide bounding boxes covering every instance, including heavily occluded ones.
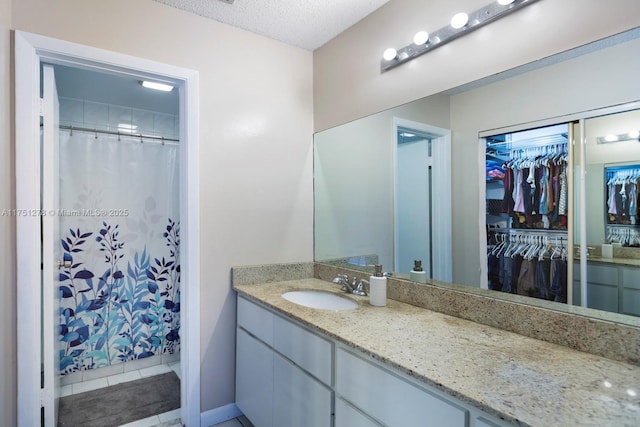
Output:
[487,230,568,302]
[500,144,568,230]
[606,167,640,226]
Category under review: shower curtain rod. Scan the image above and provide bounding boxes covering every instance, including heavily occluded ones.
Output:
[58,124,179,143]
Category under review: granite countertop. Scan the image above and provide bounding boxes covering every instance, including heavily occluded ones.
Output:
[582,255,640,267]
[234,278,640,427]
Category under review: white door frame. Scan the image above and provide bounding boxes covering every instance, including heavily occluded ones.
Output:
[15,31,201,427]
[392,118,452,282]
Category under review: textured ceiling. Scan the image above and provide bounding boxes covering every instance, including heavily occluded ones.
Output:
[153,0,391,51]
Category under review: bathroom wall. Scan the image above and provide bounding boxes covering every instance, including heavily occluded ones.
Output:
[10,0,313,415]
[0,0,15,422]
[313,0,640,132]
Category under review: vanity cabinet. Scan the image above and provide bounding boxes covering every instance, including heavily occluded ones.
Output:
[236,296,333,427]
[573,263,619,312]
[236,295,512,427]
[573,262,640,316]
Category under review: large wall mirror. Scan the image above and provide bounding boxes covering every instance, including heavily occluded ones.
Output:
[314,27,640,326]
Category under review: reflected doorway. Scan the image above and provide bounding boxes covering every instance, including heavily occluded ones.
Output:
[393,118,452,282]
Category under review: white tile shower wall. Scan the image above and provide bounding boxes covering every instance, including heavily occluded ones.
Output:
[59,96,178,139]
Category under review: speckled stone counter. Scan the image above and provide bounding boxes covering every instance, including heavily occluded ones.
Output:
[581,255,640,267]
[233,278,640,427]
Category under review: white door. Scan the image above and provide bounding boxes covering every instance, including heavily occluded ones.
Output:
[396,138,432,275]
[41,63,61,427]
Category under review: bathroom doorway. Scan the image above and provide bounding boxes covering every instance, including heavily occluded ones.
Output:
[15,32,201,427]
[393,118,452,282]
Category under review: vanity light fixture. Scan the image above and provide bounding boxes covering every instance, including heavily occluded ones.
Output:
[140,80,174,92]
[597,131,640,144]
[381,0,540,72]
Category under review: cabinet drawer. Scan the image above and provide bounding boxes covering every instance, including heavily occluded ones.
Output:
[573,263,619,284]
[273,315,332,385]
[237,296,273,346]
[621,267,640,289]
[587,264,618,284]
[336,348,467,427]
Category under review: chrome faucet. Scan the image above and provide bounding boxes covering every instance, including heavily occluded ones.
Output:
[332,274,368,296]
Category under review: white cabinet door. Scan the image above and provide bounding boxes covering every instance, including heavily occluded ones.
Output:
[335,398,382,427]
[236,328,274,427]
[273,353,332,427]
[336,347,467,427]
[273,315,332,386]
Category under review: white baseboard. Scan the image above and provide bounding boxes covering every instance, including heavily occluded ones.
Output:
[200,403,243,427]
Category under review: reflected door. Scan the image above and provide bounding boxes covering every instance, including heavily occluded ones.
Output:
[395,130,432,276]
[573,108,640,316]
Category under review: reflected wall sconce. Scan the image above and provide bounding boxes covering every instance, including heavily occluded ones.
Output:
[381,0,539,73]
[597,130,640,144]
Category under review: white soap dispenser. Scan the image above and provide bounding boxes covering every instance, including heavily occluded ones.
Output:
[409,259,427,284]
[369,264,387,307]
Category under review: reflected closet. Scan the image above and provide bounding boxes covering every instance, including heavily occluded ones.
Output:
[485,124,570,303]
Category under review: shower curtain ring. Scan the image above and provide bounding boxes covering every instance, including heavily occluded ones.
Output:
[94,130,98,139]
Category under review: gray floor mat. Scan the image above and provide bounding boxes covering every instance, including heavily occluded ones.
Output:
[57,372,180,427]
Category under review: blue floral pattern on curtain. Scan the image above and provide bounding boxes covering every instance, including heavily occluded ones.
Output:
[58,219,180,373]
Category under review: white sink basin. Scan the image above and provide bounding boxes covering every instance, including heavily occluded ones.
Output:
[282,290,358,311]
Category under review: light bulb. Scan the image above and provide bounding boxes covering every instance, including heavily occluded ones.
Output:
[497,0,515,5]
[141,81,174,92]
[413,31,430,45]
[605,134,619,143]
[451,12,469,29]
[383,48,397,61]
[628,130,640,139]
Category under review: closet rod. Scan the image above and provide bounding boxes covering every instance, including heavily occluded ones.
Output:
[487,134,568,150]
[489,228,568,237]
[59,125,179,143]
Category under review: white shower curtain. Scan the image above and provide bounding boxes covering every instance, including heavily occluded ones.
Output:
[57,130,180,374]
